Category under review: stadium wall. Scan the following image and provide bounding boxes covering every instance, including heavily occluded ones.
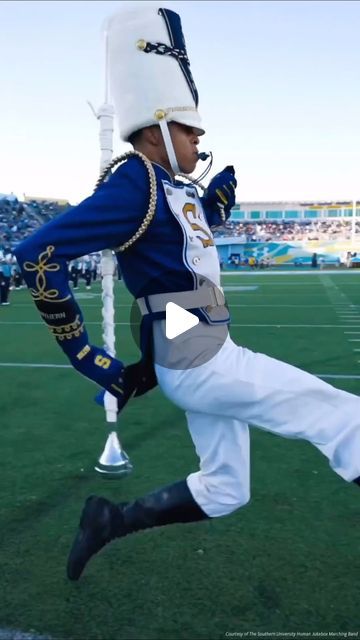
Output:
[215,238,360,266]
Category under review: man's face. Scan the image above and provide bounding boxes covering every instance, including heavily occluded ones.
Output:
[168,122,201,174]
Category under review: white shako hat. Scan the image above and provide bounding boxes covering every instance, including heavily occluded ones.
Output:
[106,5,204,174]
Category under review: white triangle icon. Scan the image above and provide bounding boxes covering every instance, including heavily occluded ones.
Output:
[165,302,199,340]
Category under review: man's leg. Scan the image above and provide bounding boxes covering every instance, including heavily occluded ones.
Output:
[85,270,91,289]
[185,412,250,517]
[0,276,10,304]
[67,479,207,581]
[0,277,4,304]
[67,413,250,580]
[3,276,10,304]
[155,337,360,484]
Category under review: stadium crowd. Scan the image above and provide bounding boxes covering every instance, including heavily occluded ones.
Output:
[2,193,360,247]
[0,194,105,304]
[0,194,70,250]
[212,219,360,241]
[1,194,360,305]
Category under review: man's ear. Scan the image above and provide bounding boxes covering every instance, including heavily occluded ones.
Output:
[142,125,162,147]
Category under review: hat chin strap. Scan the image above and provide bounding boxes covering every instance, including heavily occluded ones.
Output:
[158,118,180,176]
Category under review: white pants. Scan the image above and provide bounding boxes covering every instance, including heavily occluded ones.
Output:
[155,334,360,518]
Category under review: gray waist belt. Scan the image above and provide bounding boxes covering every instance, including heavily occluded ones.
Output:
[136,286,225,316]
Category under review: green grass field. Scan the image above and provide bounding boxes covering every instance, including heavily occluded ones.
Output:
[1,270,360,639]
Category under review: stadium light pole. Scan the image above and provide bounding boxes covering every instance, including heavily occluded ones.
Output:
[92,29,132,477]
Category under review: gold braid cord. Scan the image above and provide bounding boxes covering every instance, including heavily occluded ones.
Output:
[177,173,206,193]
[95,150,157,252]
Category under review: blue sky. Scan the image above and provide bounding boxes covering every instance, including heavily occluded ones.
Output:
[1,0,359,204]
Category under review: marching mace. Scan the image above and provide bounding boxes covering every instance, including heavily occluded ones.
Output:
[92,31,132,478]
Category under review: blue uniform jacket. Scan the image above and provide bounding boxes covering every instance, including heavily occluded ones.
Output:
[14,156,230,403]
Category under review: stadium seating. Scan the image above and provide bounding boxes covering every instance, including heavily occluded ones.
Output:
[212,219,360,241]
[1,194,359,251]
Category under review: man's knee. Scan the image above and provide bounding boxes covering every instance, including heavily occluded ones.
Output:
[187,472,250,518]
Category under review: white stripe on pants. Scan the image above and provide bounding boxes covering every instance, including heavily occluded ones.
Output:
[155,335,360,517]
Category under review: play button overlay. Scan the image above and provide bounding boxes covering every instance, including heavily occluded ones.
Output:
[129,271,229,370]
[166,302,199,339]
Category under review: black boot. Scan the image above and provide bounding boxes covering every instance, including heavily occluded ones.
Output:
[66,480,208,581]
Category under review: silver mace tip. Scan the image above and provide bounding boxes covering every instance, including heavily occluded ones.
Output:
[95,431,133,478]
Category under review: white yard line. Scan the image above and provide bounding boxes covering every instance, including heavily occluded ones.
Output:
[316,374,360,379]
[0,362,71,368]
[12,303,132,308]
[227,282,360,286]
[0,361,359,380]
[222,270,360,276]
[11,303,360,308]
[0,321,130,326]
[319,276,360,368]
[1,321,360,328]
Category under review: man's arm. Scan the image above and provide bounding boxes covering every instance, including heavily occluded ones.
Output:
[14,159,149,408]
